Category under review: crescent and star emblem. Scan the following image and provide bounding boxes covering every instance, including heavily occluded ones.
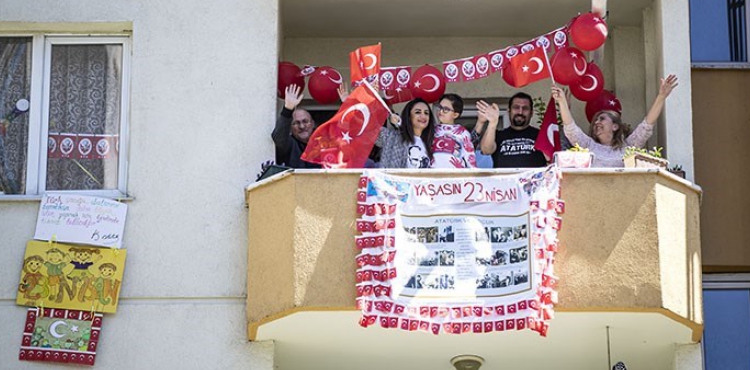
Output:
[364,53,378,70]
[49,320,68,339]
[341,103,372,136]
[416,74,441,93]
[546,123,559,144]
[572,56,586,76]
[529,57,545,74]
[580,74,598,92]
[328,69,343,85]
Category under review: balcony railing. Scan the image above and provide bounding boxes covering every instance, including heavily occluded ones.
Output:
[245,168,703,370]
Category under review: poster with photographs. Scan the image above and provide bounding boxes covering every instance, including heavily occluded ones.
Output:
[355,166,562,336]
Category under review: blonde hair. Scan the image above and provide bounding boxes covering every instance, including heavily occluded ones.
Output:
[590,110,631,149]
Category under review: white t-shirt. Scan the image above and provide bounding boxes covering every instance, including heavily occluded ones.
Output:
[407,136,430,169]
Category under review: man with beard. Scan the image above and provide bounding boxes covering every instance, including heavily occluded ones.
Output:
[272,84,321,168]
[476,92,547,168]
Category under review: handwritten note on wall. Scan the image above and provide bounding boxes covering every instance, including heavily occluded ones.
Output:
[34,193,127,247]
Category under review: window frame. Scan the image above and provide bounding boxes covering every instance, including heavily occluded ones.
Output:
[0,34,131,197]
[691,0,750,68]
[702,273,750,370]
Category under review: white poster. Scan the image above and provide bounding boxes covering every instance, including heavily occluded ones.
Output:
[355,167,562,336]
[34,193,127,248]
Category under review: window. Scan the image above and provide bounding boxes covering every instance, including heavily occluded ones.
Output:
[690,0,749,64]
[703,274,750,369]
[0,35,130,196]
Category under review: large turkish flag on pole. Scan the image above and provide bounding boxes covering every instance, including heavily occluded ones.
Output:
[350,44,382,86]
[534,97,560,160]
[302,82,390,168]
[508,47,551,87]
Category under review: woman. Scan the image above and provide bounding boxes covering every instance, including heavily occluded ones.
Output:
[432,93,477,168]
[551,74,678,167]
[375,98,436,168]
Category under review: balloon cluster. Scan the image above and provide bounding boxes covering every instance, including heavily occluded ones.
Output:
[551,12,618,122]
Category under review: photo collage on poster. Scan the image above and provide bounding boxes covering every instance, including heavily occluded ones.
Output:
[396,212,531,299]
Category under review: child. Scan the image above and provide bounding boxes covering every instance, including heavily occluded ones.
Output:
[431,93,477,168]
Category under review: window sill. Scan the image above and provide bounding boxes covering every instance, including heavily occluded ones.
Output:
[692,63,750,69]
[0,193,134,202]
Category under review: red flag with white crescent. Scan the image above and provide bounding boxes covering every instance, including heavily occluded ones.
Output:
[350,44,382,86]
[301,82,390,168]
[508,47,551,88]
[534,97,560,159]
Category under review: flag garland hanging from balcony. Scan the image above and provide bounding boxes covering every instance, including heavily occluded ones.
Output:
[355,166,563,336]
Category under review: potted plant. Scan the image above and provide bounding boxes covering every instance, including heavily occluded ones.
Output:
[668,164,686,179]
[554,144,594,168]
[623,146,668,169]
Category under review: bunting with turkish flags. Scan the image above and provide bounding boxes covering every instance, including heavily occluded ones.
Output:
[356,166,563,336]
[534,97,561,160]
[507,47,551,88]
[301,82,390,168]
[350,44,382,87]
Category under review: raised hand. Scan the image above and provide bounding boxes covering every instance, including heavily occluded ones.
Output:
[337,84,350,102]
[550,86,565,102]
[658,74,679,98]
[476,100,500,125]
[284,84,304,110]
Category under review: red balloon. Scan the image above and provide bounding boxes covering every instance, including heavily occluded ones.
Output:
[585,90,622,123]
[410,65,446,103]
[308,66,343,104]
[570,62,605,102]
[570,13,609,51]
[277,62,305,99]
[551,47,588,85]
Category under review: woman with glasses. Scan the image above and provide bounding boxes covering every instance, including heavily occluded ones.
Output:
[431,93,477,168]
[375,98,436,168]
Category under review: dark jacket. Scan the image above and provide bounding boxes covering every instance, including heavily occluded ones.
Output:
[271,107,320,169]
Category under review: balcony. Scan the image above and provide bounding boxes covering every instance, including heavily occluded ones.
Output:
[245,169,702,370]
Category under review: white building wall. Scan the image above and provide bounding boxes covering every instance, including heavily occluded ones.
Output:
[0,0,278,368]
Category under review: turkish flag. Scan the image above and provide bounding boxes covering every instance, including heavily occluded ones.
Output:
[383,87,413,106]
[533,97,561,159]
[350,44,382,86]
[302,82,389,168]
[508,47,551,87]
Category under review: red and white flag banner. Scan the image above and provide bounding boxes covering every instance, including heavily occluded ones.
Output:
[488,49,508,73]
[442,59,462,83]
[473,54,491,79]
[48,133,119,160]
[459,57,478,82]
[19,308,103,366]
[380,66,412,91]
[355,166,563,336]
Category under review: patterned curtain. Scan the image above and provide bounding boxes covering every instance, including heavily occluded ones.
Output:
[46,44,122,191]
[0,37,31,194]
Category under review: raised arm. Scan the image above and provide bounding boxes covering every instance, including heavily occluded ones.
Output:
[477,100,500,155]
[551,86,574,126]
[645,74,678,126]
[551,86,595,149]
[272,84,304,146]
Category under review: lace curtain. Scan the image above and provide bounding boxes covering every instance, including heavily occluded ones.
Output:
[46,44,122,191]
[0,37,31,194]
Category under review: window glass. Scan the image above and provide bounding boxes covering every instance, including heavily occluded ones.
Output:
[703,289,750,369]
[46,44,122,191]
[0,37,32,194]
[690,0,747,62]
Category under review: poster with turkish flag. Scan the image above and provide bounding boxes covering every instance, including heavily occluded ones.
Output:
[350,44,382,86]
[508,47,551,88]
[534,97,561,160]
[302,82,389,168]
[19,308,103,366]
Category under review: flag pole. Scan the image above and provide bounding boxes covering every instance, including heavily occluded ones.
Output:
[543,46,557,87]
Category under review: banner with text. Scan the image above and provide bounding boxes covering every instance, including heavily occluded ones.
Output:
[355,166,563,336]
[34,193,127,248]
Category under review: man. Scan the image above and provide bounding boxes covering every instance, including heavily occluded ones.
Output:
[477,92,547,168]
[271,84,321,169]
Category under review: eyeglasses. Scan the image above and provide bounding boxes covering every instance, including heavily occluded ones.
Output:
[291,118,312,127]
[435,105,455,114]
